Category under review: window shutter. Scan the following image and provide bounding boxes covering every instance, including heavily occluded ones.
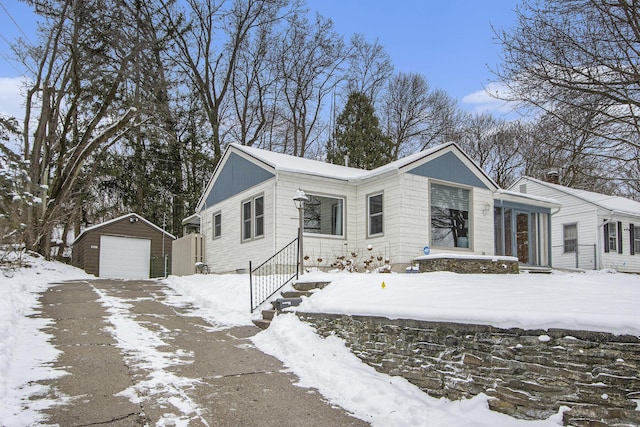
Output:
[617,222,623,254]
[604,223,610,253]
[631,224,635,256]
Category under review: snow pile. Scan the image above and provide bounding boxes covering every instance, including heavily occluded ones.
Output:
[1,256,639,426]
[163,273,254,328]
[253,313,565,427]
[0,255,90,426]
[294,270,640,336]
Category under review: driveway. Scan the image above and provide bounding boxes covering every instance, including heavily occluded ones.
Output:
[34,279,368,426]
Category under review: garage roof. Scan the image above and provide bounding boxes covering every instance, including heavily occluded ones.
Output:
[73,213,176,244]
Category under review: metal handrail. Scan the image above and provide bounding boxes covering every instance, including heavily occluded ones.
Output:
[249,237,299,312]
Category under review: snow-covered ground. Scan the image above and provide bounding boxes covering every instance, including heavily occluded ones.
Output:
[1,256,639,426]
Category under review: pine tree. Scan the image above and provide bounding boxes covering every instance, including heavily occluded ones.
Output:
[327,92,393,170]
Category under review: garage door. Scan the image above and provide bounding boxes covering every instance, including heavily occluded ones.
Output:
[99,235,151,279]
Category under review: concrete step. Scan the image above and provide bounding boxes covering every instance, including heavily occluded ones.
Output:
[252,318,271,330]
[281,290,312,298]
[293,281,331,292]
[271,297,303,311]
[262,309,276,320]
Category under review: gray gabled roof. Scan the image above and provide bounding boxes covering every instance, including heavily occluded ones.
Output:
[513,176,640,218]
[196,141,499,211]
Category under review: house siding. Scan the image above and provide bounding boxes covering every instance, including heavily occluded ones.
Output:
[406,150,491,190]
[194,144,558,275]
[601,213,640,272]
[72,215,173,277]
[515,179,598,270]
[514,178,640,272]
[276,173,358,270]
[201,151,275,208]
[202,178,276,273]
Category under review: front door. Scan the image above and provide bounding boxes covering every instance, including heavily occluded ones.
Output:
[516,212,530,264]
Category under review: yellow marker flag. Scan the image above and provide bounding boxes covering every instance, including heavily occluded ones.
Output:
[381,281,386,289]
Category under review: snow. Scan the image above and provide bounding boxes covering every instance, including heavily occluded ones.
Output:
[0,256,91,426]
[516,176,640,217]
[293,270,640,336]
[1,256,639,426]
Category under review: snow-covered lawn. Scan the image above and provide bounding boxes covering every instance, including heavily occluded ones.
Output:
[1,256,639,426]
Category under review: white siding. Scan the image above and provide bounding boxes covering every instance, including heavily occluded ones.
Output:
[515,179,598,270]
[514,178,640,272]
[275,173,358,271]
[601,213,640,273]
[201,179,276,273]
[200,150,502,274]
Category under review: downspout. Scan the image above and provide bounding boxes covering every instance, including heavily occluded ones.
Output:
[273,178,278,258]
[549,205,561,268]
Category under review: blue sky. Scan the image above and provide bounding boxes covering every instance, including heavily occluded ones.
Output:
[0,0,520,117]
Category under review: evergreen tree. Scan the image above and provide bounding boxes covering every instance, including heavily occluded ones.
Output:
[327,92,392,170]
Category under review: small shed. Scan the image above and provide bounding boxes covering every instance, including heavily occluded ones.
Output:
[72,213,175,279]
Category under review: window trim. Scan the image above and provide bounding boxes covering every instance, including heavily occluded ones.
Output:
[429,181,472,250]
[367,192,384,237]
[563,223,577,253]
[213,211,222,239]
[604,221,623,254]
[303,193,346,238]
[632,224,640,256]
[241,194,265,242]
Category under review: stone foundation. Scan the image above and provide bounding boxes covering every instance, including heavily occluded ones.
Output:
[414,255,520,274]
[297,312,640,426]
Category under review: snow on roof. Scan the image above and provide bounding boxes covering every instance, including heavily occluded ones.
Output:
[231,141,464,181]
[519,176,640,217]
[73,213,176,244]
[494,188,561,207]
[232,144,369,180]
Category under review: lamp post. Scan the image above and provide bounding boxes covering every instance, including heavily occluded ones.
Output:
[293,189,309,275]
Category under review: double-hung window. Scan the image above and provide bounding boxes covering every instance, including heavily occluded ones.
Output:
[213,212,222,239]
[242,195,264,241]
[303,194,344,237]
[563,223,577,253]
[430,183,470,248]
[604,221,622,254]
[634,225,640,255]
[368,193,383,236]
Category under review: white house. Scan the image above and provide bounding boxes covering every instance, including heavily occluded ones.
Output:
[510,176,640,272]
[192,142,557,274]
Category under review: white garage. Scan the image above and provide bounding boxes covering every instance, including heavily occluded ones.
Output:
[99,235,151,279]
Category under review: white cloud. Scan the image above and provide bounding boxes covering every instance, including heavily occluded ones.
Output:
[461,82,521,118]
[0,76,27,119]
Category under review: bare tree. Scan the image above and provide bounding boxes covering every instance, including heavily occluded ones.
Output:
[456,114,526,188]
[494,0,640,155]
[520,108,621,193]
[273,12,346,157]
[382,72,461,159]
[161,0,296,163]
[18,0,141,257]
[343,34,393,107]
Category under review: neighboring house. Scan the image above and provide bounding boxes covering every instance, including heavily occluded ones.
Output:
[510,176,640,272]
[191,142,557,274]
[72,213,175,279]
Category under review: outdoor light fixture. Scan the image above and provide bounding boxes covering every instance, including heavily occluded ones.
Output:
[293,189,309,275]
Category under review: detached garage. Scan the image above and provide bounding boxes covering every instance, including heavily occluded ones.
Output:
[72,213,175,279]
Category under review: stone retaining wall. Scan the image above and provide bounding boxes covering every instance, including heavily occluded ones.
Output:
[297,313,640,426]
[415,256,520,274]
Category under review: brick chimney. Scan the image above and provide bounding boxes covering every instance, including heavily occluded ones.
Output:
[546,170,559,184]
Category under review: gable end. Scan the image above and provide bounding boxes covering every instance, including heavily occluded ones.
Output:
[406,151,490,189]
[203,152,275,207]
